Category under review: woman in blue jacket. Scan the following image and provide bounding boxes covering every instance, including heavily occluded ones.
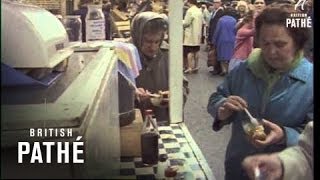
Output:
[207,4,313,180]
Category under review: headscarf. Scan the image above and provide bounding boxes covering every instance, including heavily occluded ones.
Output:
[130,11,166,52]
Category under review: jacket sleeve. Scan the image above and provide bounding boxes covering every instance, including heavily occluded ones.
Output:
[236,25,255,40]
[183,9,194,28]
[278,121,313,180]
[282,103,313,146]
[207,75,234,131]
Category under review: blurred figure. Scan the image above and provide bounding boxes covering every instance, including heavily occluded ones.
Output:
[73,0,93,42]
[201,3,211,44]
[137,0,153,13]
[102,0,116,40]
[228,9,255,72]
[152,0,165,14]
[183,0,203,73]
[207,0,224,75]
[212,7,237,75]
[252,0,266,48]
[236,0,249,19]
[253,0,266,14]
[242,121,313,180]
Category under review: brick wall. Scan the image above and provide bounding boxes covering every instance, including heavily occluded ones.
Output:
[23,0,66,15]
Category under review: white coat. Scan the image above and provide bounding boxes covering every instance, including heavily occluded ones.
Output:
[183,5,203,46]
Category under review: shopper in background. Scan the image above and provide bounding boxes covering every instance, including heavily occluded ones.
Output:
[212,7,238,75]
[73,0,93,42]
[183,0,203,73]
[207,0,224,75]
[228,9,255,72]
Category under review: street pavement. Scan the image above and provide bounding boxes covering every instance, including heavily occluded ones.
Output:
[183,45,231,180]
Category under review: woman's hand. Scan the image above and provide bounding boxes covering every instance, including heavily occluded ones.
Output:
[218,96,248,121]
[249,119,285,148]
[150,90,169,107]
[242,153,283,180]
[135,88,150,102]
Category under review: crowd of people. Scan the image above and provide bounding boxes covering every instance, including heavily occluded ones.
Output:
[71,0,313,179]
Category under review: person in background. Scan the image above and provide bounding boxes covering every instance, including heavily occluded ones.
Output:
[137,0,153,13]
[212,7,238,76]
[183,0,203,74]
[207,0,224,75]
[228,9,255,72]
[102,0,117,40]
[207,4,313,180]
[253,0,266,16]
[200,3,211,44]
[252,0,266,48]
[130,12,189,123]
[73,0,93,42]
[242,121,313,180]
[236,0,249,19]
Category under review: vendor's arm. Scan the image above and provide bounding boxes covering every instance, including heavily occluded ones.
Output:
[281,109,313,146]
[278,121,313,180]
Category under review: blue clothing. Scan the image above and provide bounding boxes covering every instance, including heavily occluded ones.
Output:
[212,15,236,62]
[207,58,313,180]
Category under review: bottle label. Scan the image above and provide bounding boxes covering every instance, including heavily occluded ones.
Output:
[86,19,105,41]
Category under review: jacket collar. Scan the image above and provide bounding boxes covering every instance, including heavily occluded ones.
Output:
[246,48,311,83]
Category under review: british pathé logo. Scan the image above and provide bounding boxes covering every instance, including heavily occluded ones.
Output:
[286,0,312,28]
[18,128,84,163]
[295,0,308,11]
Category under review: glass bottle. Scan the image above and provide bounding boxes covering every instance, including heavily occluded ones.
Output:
[64,15,82,42]
[85,4,105,41]
[141,109,159,165]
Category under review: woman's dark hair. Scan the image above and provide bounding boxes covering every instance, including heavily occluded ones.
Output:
[188,0,198,5]
[255,4,310,50]
[242,9,254,23]
[223,7,240,21]
[143,18,168,35]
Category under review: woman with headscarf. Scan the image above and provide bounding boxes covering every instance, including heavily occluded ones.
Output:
[130,12,189,123]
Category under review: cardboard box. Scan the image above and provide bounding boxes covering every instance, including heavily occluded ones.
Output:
[120,109,143,157]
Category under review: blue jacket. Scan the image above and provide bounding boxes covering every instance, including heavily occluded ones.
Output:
[207,58,313,179]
